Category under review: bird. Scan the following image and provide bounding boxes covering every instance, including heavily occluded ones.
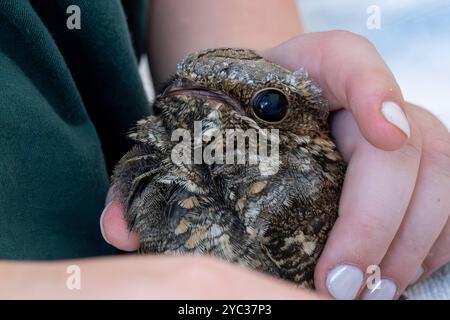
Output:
[112,48,346,289]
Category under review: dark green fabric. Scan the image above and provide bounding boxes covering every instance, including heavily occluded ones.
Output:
[122,0,149,58]
[0,0,150,260]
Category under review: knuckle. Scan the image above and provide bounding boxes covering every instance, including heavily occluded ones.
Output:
[327,30,370,44]
[326,29,354,39]
[400,236,429,257]
[324,30,377,54]
[350,33,373,47]
[352,212,396,244]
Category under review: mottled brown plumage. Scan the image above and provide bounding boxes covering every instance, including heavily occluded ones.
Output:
[112,48,346,288]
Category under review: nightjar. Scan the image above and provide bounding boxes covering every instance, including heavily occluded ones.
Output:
[112,48,346,288]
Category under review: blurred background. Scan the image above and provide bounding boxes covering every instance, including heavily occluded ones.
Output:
[298,0,450,129]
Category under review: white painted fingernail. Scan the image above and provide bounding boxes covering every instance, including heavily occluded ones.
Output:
[100,202,112,245]
[326,265,364,300]
[410,266,424,285]
[381,101,411,138]
[362,279,397,300]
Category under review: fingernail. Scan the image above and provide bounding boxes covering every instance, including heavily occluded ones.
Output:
[410,266,424,285]
[381,101,411,138]
[105,187,115,206]
[362,279,397,300]
[326,264,364,300]
[100,202,112,245]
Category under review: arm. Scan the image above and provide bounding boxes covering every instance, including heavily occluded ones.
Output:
[148,0,302,84]
[0,256,321,299]
[0,1,315,299]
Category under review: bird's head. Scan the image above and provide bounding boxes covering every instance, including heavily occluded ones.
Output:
[155,48,329,136]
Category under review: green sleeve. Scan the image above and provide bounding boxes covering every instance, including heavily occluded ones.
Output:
[122,0,149,59]
[0,0,150,260]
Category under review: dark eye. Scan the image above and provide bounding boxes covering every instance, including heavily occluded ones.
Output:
[250,89,289,122]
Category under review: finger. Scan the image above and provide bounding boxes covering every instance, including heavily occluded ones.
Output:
[423,218,450,279]
[260,31,410,151]
[314,109,421,300]
[100,199,140,251]
[360,105,450,298]
[405,105,450,282]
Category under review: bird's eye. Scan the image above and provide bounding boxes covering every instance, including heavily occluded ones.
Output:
[250,89,289,123]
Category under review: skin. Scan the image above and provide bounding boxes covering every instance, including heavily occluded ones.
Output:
[1,0,449,299]
[148,0,303,84]
[0,256,323,299]
[0,0,315,300]
[106,1,450,299]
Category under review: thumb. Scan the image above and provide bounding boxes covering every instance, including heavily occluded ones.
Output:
[260,31,411,151]
[100,197,140,252]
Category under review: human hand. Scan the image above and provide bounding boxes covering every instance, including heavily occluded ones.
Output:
[101,31,450,300]
[260,31,450,299]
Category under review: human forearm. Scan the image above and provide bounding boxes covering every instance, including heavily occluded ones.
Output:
[148,0,302,84]
[0,256,321,299]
